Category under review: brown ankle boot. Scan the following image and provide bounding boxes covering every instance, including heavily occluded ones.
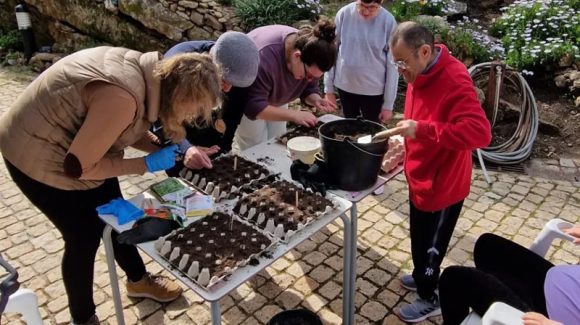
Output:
[126,272,183,302]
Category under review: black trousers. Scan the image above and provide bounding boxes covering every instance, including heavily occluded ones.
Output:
[337,88,383,123]
[5,159,146,323]
[439,233,554,325]
[410,199,463,299]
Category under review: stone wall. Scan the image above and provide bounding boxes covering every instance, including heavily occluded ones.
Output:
[117,0,244,43]
[0,0,244,53]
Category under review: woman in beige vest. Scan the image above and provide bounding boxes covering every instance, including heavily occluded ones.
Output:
[0,47,222,325]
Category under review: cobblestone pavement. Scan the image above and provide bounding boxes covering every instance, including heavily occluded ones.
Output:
[1,68,579,325]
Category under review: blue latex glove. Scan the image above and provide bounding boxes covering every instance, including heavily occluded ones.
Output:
[96,198,144,225]
[145,144,178,172]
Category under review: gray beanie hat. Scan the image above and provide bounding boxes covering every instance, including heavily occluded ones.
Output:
[210,31,259,88]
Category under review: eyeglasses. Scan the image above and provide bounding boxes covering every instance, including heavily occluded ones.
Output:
[302,62,322,81]
[356,1,381,13]
[390,48,419,71]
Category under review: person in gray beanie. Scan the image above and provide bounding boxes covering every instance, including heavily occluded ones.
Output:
[209,31,260,88]
[162,31,259,174]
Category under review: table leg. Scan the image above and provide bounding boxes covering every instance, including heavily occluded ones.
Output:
[348,203,358,325]
[210,301,221,325]
[339,213,352,325]
[103,225,125,325]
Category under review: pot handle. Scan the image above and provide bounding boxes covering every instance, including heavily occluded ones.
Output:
[346,140,386,157]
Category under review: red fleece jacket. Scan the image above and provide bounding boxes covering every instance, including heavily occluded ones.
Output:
[403,45,491,212]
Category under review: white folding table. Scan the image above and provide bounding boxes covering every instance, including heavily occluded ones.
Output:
[101,113,402,325]
[100,177,352,325]
[241,134,403,325]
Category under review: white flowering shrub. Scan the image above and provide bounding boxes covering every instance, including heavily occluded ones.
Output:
[234,0,322,30]
[491,0,579,69]
[389,0,449,22]
[413,16,505,65]
[446,17,505,63]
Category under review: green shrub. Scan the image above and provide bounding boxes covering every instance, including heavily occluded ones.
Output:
[491,0,579,70]
[234,0,322,30]
[0,29,23,51]
[218,0,233,5]
[388,0,449,22]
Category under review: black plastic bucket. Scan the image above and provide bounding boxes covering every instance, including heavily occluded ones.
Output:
[319,118,388,191]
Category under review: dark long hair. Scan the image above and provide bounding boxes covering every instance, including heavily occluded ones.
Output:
[294,18,337,72]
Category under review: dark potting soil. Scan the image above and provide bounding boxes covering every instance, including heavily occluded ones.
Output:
[183,155,271,192]
[165,211,271,279]
[322,121,381,141]
[277,122,324,144]
[256,156,276,166]
[233,180,333,233]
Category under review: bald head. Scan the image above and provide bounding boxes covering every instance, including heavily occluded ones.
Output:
[390,21,434,51]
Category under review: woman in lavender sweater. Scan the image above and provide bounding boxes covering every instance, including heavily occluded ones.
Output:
[439,228,580,325]
[233,19,337,151]
[324,0,398,123]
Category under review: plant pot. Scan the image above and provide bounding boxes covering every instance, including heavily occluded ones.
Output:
[318,118,388,191]
[286,136,321,164]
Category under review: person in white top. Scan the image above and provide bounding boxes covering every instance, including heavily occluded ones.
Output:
[324,0,399,123]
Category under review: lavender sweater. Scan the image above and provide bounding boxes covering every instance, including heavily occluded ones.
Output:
[544,265,580,325]
[244,25,319,119]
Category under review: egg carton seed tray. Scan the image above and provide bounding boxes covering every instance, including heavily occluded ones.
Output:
[179,154,273,202]
[154,211,277,290]
[225,173,281,200]
[233,180,339,242]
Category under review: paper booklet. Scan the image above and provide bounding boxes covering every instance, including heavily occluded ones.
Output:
[150,177,214,217]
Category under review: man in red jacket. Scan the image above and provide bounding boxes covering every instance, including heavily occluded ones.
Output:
[387,22,492,323]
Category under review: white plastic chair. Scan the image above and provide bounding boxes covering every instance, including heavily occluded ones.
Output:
[460,218,577,325]
[528,218,575,257]
[1,256,43,325]
[481,302,525,325]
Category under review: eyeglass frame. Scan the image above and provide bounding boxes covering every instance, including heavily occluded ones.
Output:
[389,47,421,71]
[356,1,381,13]
[302,62,322,80]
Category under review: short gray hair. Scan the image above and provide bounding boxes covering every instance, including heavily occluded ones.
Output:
[390,21,434,50]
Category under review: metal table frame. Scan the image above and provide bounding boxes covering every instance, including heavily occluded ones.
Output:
[101,113,403,324]
[100,175,352,325]
[241,137,403,325]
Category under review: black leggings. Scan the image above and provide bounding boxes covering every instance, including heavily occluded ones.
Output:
[410,199,463,299]
[337,88,383,123]
[4,159,146,323]
[439,233,554,325]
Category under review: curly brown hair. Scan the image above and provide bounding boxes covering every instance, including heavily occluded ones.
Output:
[156,52,222,142]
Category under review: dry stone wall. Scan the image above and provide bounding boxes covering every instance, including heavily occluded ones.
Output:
[118,0,244,42]
[0,0,244,53]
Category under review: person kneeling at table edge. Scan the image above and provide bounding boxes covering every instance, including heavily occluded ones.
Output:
[0,47,223,325]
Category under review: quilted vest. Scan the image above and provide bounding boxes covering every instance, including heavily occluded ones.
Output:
[0,46,162,190]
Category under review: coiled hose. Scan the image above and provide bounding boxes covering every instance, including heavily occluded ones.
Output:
[469,62,539,165]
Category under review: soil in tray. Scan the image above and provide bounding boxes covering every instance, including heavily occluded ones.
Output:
[233,180,333,232]
[277,122,323,144]
[183,155,271,191]
[165,212,271,279]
